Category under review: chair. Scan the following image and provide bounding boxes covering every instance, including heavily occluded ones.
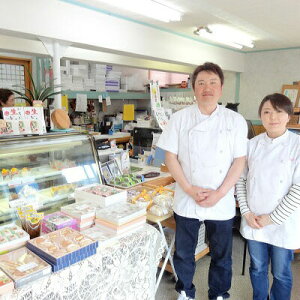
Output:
[246,119,256,139]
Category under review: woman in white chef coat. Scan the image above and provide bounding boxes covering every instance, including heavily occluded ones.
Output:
[236,93,300,300]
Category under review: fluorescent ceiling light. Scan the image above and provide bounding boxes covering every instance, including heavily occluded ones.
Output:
[96,0,182,22]
[194,25,254,49]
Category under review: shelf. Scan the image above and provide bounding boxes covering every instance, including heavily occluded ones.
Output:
[287,125,300,129]
[60,89,192,100]
[62,91,150,100]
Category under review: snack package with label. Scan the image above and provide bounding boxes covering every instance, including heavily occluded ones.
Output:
[16,206,43,239]
[75,184,127,207]
[0,247,51,288]
[0,269,14,295]
[27,227,98,271]
[0,224,30,254]
[42,212,78,234]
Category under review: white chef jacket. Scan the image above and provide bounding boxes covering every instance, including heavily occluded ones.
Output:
[157,104,248,220]
[240,130,300,249]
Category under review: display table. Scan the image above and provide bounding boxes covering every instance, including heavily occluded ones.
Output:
[3,224,163,300]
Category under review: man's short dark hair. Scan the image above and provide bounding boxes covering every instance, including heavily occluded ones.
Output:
[0,88,14,106]
[258,93,293,117]
[192,62,224,89]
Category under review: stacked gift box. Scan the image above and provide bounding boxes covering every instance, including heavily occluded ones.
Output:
[105,69,121,92]
[0,224,30,254]
[42,212,78,234]
[95,203,146,234]
[90,64,107,91]
[75,184,127,207]
[27,227,98,272]
[61,202,96,231]
[0,247,51,288]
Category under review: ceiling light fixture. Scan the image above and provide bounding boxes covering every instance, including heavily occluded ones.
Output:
[96,0,183,23]
[194,25,254,49]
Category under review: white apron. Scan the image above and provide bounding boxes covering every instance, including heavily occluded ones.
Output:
[241,131,300,249]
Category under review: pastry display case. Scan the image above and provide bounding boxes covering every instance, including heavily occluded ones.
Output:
[0,133,102,224]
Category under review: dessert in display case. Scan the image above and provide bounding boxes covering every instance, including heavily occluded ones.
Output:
[0,133,102,225]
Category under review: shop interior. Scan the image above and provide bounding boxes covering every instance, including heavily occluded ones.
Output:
[0,1,300,299]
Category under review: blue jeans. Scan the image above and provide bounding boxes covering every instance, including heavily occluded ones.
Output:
[248,240,294,300]
[173,212,233,299]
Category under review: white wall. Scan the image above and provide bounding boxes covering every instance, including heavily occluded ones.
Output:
[221,71,237,105]
[239,49,300,120]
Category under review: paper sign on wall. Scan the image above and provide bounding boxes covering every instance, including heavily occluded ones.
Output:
[75,94,87,112]
[123,104,135,121]
[106,96,111,106]
[1,107,46,136]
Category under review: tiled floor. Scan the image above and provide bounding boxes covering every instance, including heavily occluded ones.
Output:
[156,233,300,300]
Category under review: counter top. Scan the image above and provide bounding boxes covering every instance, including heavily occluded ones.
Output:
[92,132,131,141]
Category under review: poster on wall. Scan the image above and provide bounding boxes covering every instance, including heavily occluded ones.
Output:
[150,80,169,131]
[1,107,46,136]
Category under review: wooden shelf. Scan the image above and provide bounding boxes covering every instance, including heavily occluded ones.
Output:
[287,124,300,129]
[293,107,300,113]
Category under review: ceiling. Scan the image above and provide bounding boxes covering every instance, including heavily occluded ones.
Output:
[76,0,300,52]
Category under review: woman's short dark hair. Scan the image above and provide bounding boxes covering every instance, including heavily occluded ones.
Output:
[0,88,14,106]
[192,62,224,89]
[258,93,294,116]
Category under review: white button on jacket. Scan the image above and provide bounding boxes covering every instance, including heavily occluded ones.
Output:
[157,104,248,221]
[240,130,300,249]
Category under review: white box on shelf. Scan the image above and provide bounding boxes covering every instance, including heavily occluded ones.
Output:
[75,183,127,207]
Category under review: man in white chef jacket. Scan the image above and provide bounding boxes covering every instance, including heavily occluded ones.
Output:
[157,62,248,300]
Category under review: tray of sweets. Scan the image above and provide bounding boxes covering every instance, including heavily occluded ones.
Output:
[27,227,98,265]
[107,174,144,189]
[75,184,127,207]
[0,247,51,288]
[0,224,30,253]
[0,269,14,295]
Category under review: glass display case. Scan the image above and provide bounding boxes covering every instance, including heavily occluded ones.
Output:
[0,133,102,224]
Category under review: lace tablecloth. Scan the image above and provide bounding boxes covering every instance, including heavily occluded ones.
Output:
[3,224,163,300]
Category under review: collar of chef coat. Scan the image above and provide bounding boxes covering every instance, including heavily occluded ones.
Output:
[260,129,290,146]
[192,104,221,132]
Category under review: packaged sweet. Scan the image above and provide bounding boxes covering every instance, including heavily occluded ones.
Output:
[0,223,30,253]
[0,269,14,295]
[27,227,98,269]
[42,212,78,233]
[0,247,51,288]
[75,184,127,207]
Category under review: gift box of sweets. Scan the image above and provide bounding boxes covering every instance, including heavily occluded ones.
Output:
[75,184,127,207]
[42,212,78,233]
[95,203,146,226]
[61,202,96,225]
[108,174,144,188]
[0,224,30,253]
[0,269,14,295]
[0,247,51,288]
[27,227,98,268]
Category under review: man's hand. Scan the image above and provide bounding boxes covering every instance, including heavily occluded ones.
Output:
[185,185,211,202]
[196,190,224,207]
[244,212,261,229]
[257,214,273,227]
